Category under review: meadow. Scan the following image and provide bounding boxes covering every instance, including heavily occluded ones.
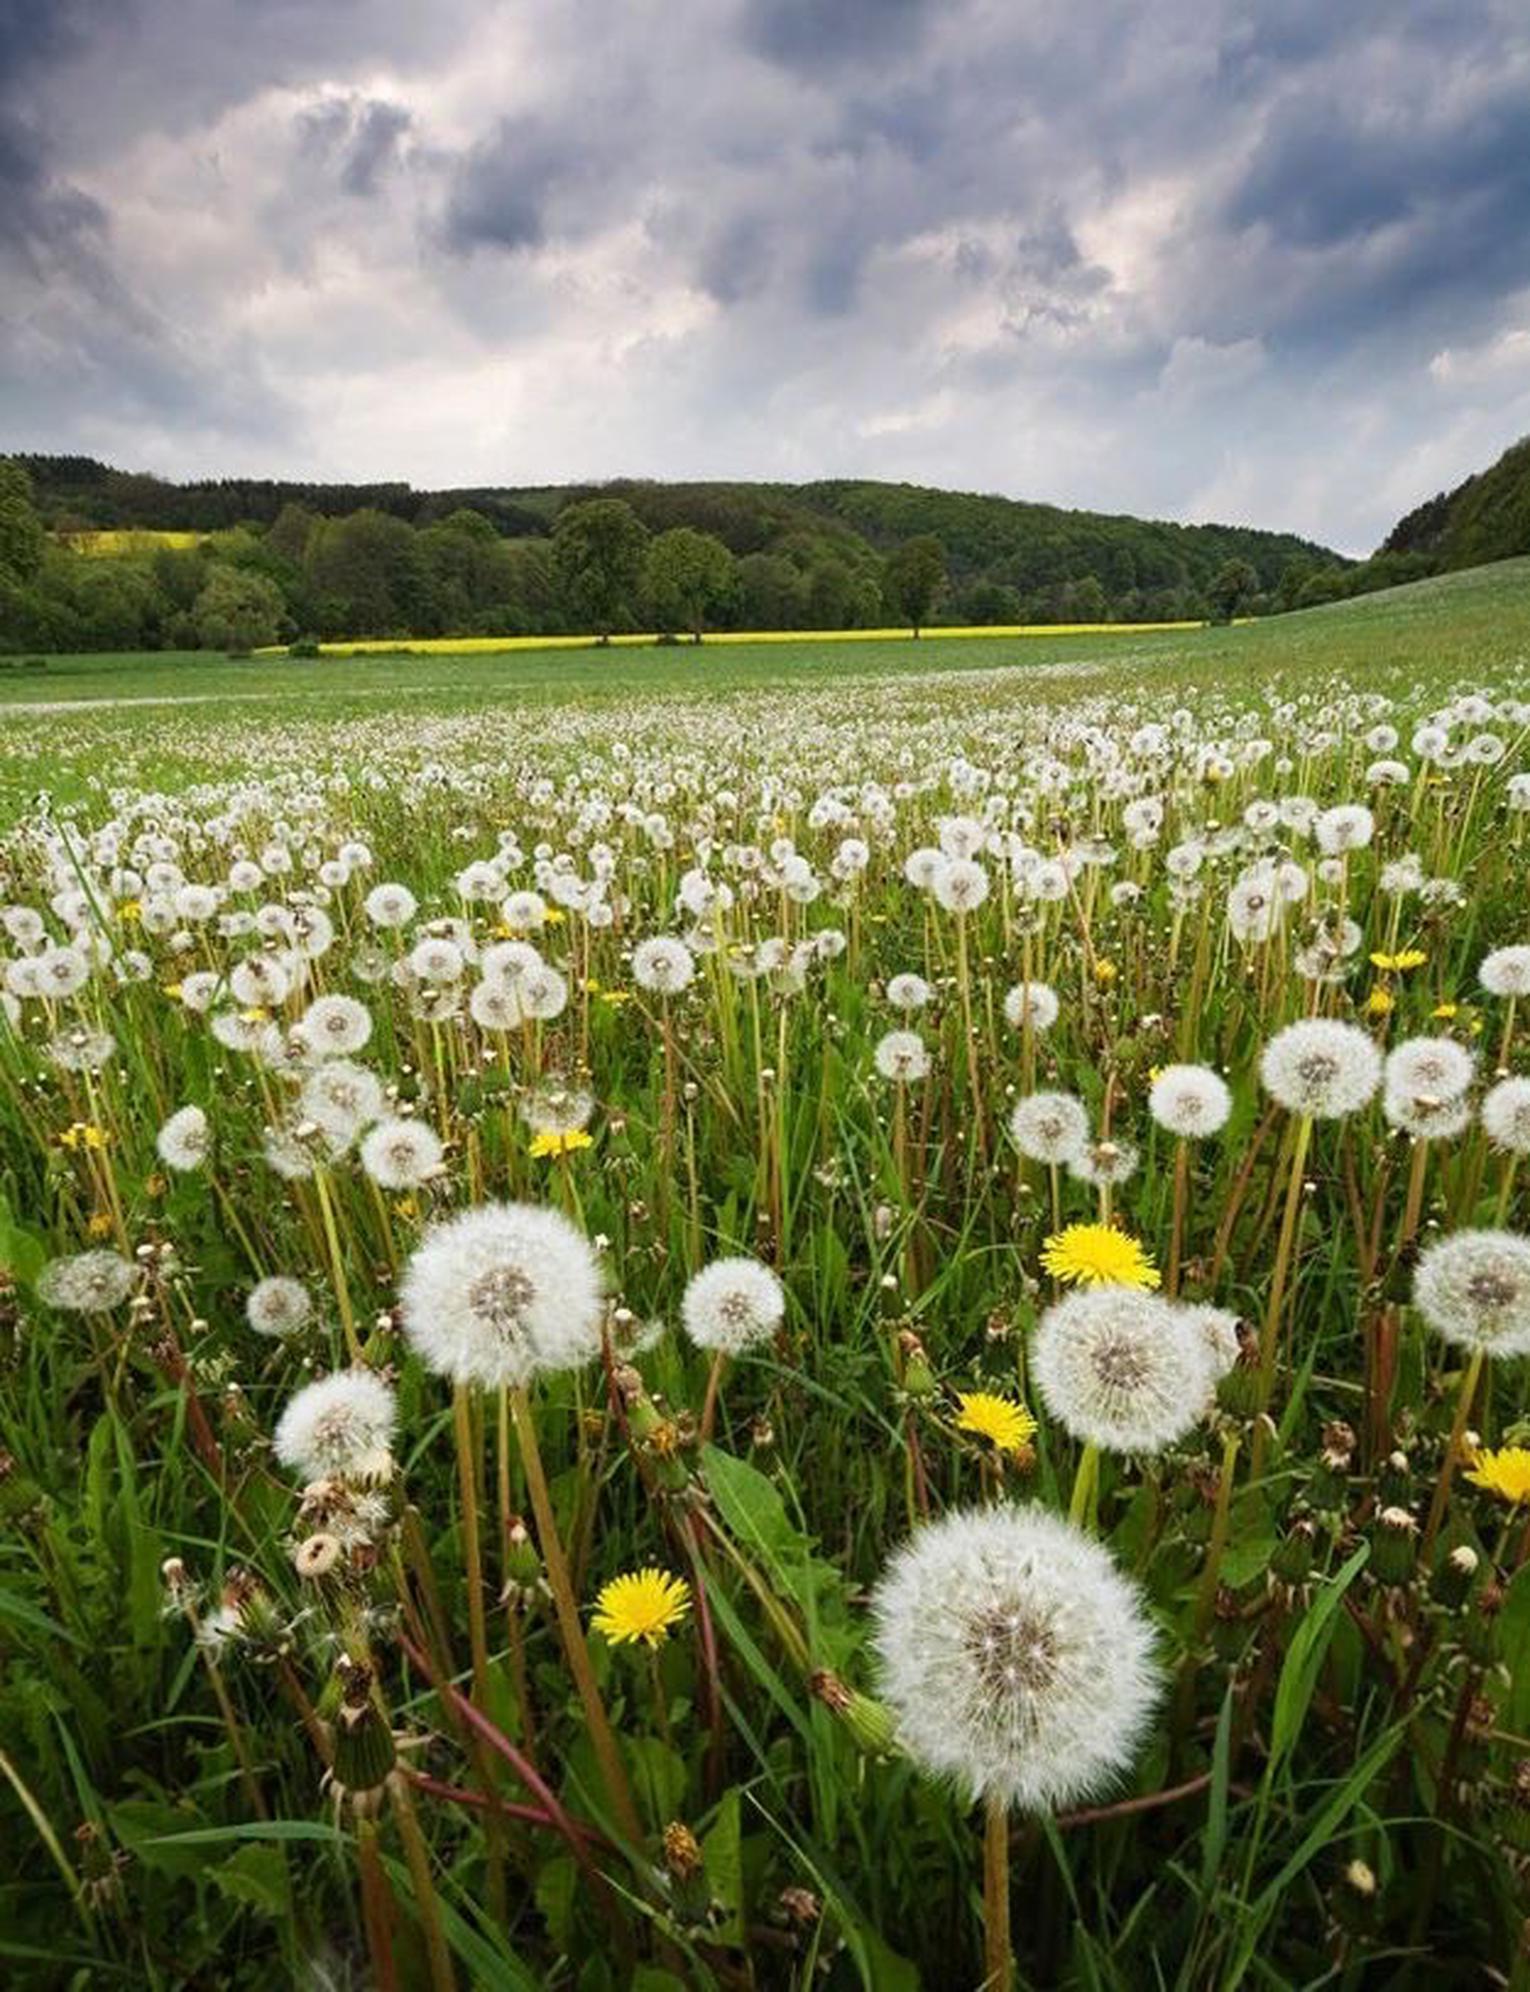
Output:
[2,562,1530,1988]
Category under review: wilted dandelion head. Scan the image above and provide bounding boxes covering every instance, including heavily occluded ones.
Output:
[273,1369,396,1482]
[1482,1077,1530,1156]
[869,1504,1159,1811]
[681,1256,785,1355]
[400,1201,605,1389]
[36,1249,139,1314]
[1032,1288,1210,1453]
[360,1116,444,1190]
[1067,1139,1140,1190]
[155,1104,209,1172]
[874,1029,930,1084]
[1009,1092,1089,1165]
[1148,1064,1231,1139]
[1260,1019,1382,1119]
[246,1275,312,1339]
[1480,945,1530,998]
[1412,1229,1530,1355]
[632,936,696,994]
[1003,982,1059,1032]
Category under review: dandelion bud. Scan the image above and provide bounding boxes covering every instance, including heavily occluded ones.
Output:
[1377,1450,1412,1507]
[808,1670,896,1756]
[1271,1519,1316,1587]
[1371,1506,1419,1587]
[898,1332,937,1399]
[1463,1580,1504,1665]
[330,1660,396,1798]
[1431,1542,1479,1610]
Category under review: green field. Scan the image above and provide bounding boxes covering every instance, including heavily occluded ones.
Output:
[4,557,1528,812]
[2,554,1530,1985]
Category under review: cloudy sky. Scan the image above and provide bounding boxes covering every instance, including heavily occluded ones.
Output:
[3,0,1529,552]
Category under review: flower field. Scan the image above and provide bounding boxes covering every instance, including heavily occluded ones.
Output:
[3,583,1530,1987]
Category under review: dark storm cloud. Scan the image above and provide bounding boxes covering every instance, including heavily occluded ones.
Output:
[742,0,933,71]
[2,0,1529,547]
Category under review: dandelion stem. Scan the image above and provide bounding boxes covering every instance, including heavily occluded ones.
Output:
[982,1795,1013,1992]
[1258,1114,1313,1409]
[1422,1345,1485,1560]
[509,1385,644,1847]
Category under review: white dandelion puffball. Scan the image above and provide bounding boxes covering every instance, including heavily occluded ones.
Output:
[1009,1092,1089,1165]
[361,1117,444,1190]
[1480,945,1530,998]
[886,972,932,1012]
[1482,1077,1530,1156]
[274,1369,397,1481]
[874,1029,931,1083]
[1260,1019,1382,1119]
[399,1201,605,1389]
[1384,1036,1474,1105]
[36,1250,139,1314]
[632,936,696,995]
[870,1504,1160,1812]
[1032,1289,1211,1454]
[1003,982,1059,1032]
[1148,1064,1232,1139]
[156,1104,209,1172]
[518,964,568,1021]
[364,882,417,930]
[931,857,990,914]
[1384,1090,1471,1140]
[299,993,373,1058]
[681,1257,786,1355]
[1412,1230,1530,1355]
[300,1059,385,1143]
[246,1276,313,1339]
[1178,1303,1244,1382]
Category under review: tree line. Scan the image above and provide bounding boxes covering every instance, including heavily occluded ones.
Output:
[2,455,1357,653]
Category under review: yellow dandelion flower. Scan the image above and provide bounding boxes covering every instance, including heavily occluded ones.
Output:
[581,977,603,994]
[591,1568,691,1649]
[1369,949,1427,972]
[1092,959,1118,985]
[393,1196,419,1220]
[1465,1447,1530,1506]
[115,899,142,924]
[954,1390,1038,1455]
[58,1122,110,1153]
[529,1128,594,1158]
[1041,1222,1161,1290]
[1364,987,1395,1017]
[239,1005,269,1024]
[162,982,183,1000]
[600,990,633,1008]
[86,1212,115,1240]
[543,907,567,925]
[1432,1002,1459,1020]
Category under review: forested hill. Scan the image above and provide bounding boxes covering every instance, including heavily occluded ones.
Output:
[1383,435,1530,571]
[14,455,1338,624]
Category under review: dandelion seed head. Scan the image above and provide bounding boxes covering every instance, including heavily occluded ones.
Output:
[1148,1064,1232,1138]
[681,1256,786,1354]
[1412,1230,1530,1355]
[400,1201,605,1388]
[870,1505,1160,1811]
[1260,1019,1382,1119]
[274,1369,397,1482]
[1032,1288,1211,1453]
